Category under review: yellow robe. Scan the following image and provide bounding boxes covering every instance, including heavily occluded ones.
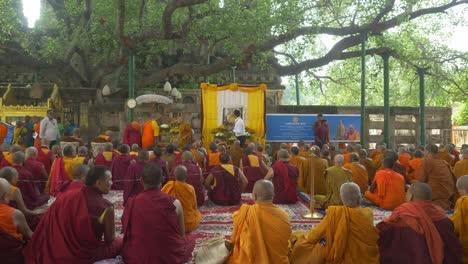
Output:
[324,166,352,206]
[310,155,328,195]
[451,196,468,264]
[161,180,201,232]
[454,159,468,179]
[290,206,379,264]
[178,123,192,147]
[344,162,368,194]
[228,202,291,264]
[289,155,306,192]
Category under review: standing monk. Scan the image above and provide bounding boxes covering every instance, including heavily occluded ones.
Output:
[121,163,187,263]
[240,145,268,193]
[228,180,291,264]
[180,151,204,207]
[110,145,135,190]
[141,118,160,150]
[451,176,468,263]
[25,166,123,263]
[344,153,368,194]
[454,148,468,178]
[162,165,201,232]
[123,122,141,147]
[359,149,376,184]
[416,144,458,210]
[123,150,149,205]
[313,113,326,148]
[364,158,406,210]
[205,152,248,206]
[265,150,298,204]
[377,183,463,264]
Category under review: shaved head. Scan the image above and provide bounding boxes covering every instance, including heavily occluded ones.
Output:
[280,143,287,150]
[10,145,22,153]
[0,178,10,202]
[456,175,468,196]
[340,182,361,207]
[278,149,289,161]
[253,180,275,202]
[334,154,344,166]
[174,165,187,182]
[181,151,193,161]
[407,183,432,201]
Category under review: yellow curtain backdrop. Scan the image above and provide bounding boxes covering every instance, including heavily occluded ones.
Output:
[201,83,266,149]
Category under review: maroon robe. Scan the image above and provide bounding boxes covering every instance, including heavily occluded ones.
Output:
[181,160,204,207]
[209,165,242,206]
[24,187,122,263]
[271,161,298,204]
[241,155,264,193]
[95,152,116,168]
[0,227,24,264]
[123,161,146,205]
[24,158,46,193]
[123,124,141,146]
[14,165,49,210]
[36,146,52,174]
[377,201,463,264]
[150,158,169,182]
[110,154,134,190]
[56,181,84,198]
[0,155,12,169]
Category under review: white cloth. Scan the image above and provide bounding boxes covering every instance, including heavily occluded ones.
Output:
[233,117,245,137]
[216,90,248,125]
[39,117,59,141]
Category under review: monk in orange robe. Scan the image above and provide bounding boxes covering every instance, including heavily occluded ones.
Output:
[343,144,354,164]
[206,142,220,173]
[291,182,379,264]
[229,140,243,167]
[398,147,412,174]
[241,145,268,192]
[178,121,192,147]
[416,144,458,210]
[451,176,468,263]
[191,142,206,171]
[289,146,307,192]
[161,165,201,232]
[365,157,405,210]
[0,178,33,263]
[407,149,423,183]
[318,155,352,208]
[377,183,463,264]
[299,144,311,159]
[438,145,455,167]
[344,153,368,194]
[228,180,291,264]
[0,122,7,145]
[370,143,386,171]
[359,149,376,184]
[141,119,160,150]
[308,147,328,195]
[454,149,468,178]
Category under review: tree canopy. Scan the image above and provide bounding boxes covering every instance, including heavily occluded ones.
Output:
[1,0,467,115]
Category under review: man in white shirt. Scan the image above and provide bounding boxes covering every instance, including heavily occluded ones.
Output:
[232,110,246,148]
[39,110,59,148]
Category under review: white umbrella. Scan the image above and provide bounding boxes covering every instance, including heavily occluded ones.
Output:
[135,94,173,105]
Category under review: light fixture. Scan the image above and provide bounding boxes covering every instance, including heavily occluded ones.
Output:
[102,84,111,96]
[176,92,182,99]
[163,81,172,92]
[171,87,179,96]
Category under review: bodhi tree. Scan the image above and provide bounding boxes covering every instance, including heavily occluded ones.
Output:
[1,0,467,103]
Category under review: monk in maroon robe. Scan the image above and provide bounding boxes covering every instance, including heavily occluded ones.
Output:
[240,145,268,193]
[95,142,117,168]
[377,183,463,264]
[179,151,204,206]
[56,164,88,198]
[149,148,169,182]
[123,150,149,205]
[123,122,141,147]
[36,139,53,174]
[110,145,135,190]
[24,147,48,193]
[122,163,187,263]
[204,152,248,206]
[265,150,298,204]
[24,165,122,263]
[12,152,49,210]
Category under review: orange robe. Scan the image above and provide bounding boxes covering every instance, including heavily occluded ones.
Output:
[344,162,369,194]
[408,157,422,183]
[0,203,23,240]
[206,151,220,172]
[191,149,205,171]
[178,123,192,147]
[299,151,310,159]
[454,159,468,179]
[365,168,405,210]
[309,155,328,195]
[290,206,379,264]
[228,203,291,264]
[0,123,7,145]
[161,180,201,232]
[439,151,454,167]
[141,120,159,150]
[33,122,41,147]
[229,148,244,167]
[451,196,468,264]
[360,157,376,184]
[324,166,352,205]
[398,153,412,174]
[371,152,384,171]
[343,152,351,164]
[289,155,306,192]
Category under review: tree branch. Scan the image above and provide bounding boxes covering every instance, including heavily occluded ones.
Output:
[162,0,209,39]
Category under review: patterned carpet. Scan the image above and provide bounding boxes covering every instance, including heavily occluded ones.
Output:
[102,190,393,262]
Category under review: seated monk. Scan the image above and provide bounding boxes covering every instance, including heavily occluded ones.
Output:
[205,152,248,206]
[191,141,206,171]
[398,146,412,174]
[56,164,89,198]
[291,182,379,263]
[162,144,177,173]
[162,165,201,232]
[385,151,407,179]
[47,144,84,196]
[179,151,204,207]
[228,180,291,263]
[0,145,22,169]
[438,144,455,167]
[129,144,139,157]
[265,150,298,204]
[371,143,386,171]
[110,144,135,190]
[451,175,468,263]
[365,157,405,210]
[36,138,53,174]
[96,130,113,142]
[0,178,33,264]
[75,146,90,165]
[150,148,170,182]
[240,145,269,193]
[308,146,328,196]
[344,153,368,194]
[342,144,354,165]
[121,163,187,263]
[206,142,221,173]
[454,148,468,178]
[273,143,288,163]
[95,142,117,168]
[123,150,149,205]
[299,144,311,159]
[0,167,37,219]
[318,155,352,208]
[229,140,243,167]
[24,165,122,263]
[24,147,48,193]
[289,146,306,192]
[416,144,458,210]
[12,152,49,210]
[359,149,376,184]
[408,149,423,183]
[377,183,463,264]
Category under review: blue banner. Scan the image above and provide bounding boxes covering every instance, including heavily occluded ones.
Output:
[266,114,361,142]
